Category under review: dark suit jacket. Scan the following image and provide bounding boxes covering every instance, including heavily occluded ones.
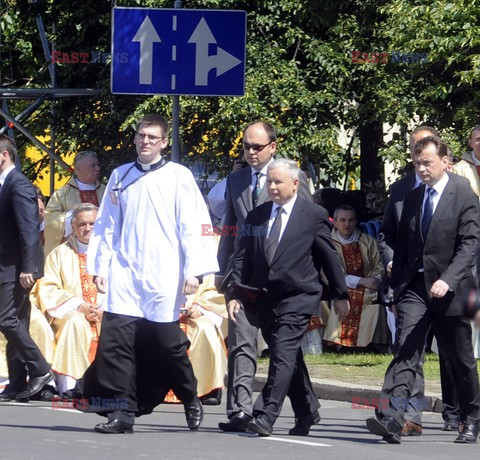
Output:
[0,168,43,283]
[217,165,312,279]
[228,196,348,316]
[391,175,480,315]
[377,173,416,268]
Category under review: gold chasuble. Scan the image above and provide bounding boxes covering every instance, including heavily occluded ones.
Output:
[324,228,384,348]
[339,243,365,346]
[44,177,105,256]
[164,271,228,403]
[36,237,104,380]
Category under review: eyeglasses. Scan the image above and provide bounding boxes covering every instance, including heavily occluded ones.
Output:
[136,133,166,144]
[243,141,272,152]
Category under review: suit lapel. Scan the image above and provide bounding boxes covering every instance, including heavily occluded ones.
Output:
[0,169,14,209]
[407,185,425,242]
[269,197,303,265]
[257,180,269,206]
[426,178,454,238]
[238,167,253,212]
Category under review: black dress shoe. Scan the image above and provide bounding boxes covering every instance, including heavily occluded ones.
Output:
[218,411,252,432]
[15,371,54,400]
[94,419,134,434]
[366,416,402,444]
[31,385,58,402]
[442,419,459,431]
[200,388,222,406]
[247,414,273,437]
[184,397,203,431]
[289,411,321,436]
[454,423,479,443]
[0,387,20,402]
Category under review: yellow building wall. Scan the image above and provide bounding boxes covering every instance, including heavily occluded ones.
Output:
[24,137,74,197]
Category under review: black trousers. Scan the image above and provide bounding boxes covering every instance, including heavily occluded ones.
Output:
[82,312,198,424]
[0,281,50,389]
[253,309,320,424]
[378,274,480,426]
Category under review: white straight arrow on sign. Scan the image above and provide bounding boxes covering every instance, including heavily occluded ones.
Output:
[188,17,242,86]
[132,16,161,85]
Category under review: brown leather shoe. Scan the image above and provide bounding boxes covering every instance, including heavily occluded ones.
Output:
[401,420,422,436]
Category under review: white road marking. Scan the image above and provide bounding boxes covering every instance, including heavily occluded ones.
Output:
[261,436,331,447]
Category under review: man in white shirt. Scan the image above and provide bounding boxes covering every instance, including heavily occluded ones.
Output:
[83,114,218,434]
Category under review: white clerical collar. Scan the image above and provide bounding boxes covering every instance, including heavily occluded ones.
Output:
[75,177,97,191]
[335,229,359,244]
[471,151,480,166]
[136,156,164,171]
[0,164,15,186]
[76,240,89,254]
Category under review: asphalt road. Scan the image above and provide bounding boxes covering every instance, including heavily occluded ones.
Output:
[0,395,476,460]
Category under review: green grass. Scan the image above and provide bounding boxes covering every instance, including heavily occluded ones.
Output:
[256,352,461,394]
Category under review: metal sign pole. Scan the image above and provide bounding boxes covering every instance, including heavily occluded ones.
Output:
[171,0,183,164]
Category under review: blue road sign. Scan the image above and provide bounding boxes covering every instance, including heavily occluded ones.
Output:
[111,7,247,96]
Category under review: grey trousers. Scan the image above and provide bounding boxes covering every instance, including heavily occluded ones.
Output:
[226,304,259,417]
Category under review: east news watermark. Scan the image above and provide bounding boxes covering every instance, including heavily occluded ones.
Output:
[52,51,128,64]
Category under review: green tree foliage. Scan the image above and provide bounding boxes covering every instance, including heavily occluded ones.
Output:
[1,0,479,187]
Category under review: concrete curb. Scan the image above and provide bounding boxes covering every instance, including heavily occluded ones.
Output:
[253,373,444,414]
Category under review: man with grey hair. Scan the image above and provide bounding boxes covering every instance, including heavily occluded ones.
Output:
[217,122,313,434]
[225,158,349,436]
[44,150,105,255]
[36,203,101,395]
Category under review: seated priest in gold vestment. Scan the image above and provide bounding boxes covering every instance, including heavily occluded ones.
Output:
[36,203,102,395]
[324,205,389,350]
[44,150,105,256]
[165,238,228,406]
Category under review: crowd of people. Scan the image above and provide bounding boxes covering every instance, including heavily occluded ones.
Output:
[1,116,480,444]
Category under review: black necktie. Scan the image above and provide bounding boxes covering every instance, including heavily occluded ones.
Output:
[421,187,435,238]
[252,172,262,207]
[265,207,284,264]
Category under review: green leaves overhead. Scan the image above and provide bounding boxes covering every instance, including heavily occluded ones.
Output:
[2,0,480,186]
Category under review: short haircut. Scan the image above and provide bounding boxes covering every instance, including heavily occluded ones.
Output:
[71,203,98,222]
[136,114,169,137]
[244,121,276,142]
[0,135,17,162]
[74,150,98,169]
[409,125,440,152]
[412,135,449,159]
[333,204,357,220]
[470,125,480,139]
[267,158,299,179]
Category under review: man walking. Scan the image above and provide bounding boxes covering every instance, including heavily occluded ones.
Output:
[0,135,53,402]
[83,114,218,434]
[367,136,480,444]
[226,159,349,436]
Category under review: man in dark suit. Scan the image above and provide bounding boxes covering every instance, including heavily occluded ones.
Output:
[378,126,461,435]
[368,136,480,444]
[0,135,53,402]
[217,122,313,432]
[225,158,349,436]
